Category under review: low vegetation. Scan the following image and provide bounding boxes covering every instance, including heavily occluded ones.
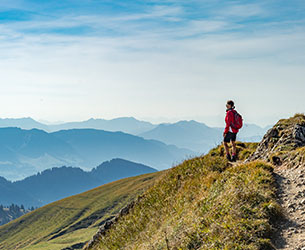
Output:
[209,141,259,161]
[0,171,163,250]
[277,113,305,127]
[90,143,282,250]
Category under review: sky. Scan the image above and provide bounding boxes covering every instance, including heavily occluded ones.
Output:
[0,0,304,127]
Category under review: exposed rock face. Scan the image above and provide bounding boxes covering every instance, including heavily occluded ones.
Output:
[247,114,305,166]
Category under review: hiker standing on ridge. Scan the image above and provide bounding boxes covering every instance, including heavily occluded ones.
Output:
[223,100,243,162]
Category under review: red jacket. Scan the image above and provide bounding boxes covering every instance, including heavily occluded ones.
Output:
[224,108,239,134]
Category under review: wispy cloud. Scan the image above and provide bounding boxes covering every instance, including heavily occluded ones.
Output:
[0,0,304,125]
[215,3,266,18]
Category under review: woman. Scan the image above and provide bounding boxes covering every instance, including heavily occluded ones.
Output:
[223,100,239,162]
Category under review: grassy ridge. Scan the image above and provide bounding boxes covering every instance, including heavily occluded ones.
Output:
[91,144,282,250]
[0,171,164,250]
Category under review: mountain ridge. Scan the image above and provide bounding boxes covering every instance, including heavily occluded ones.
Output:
[0,158,157,208]
[0,116,269,147]
[0,127,191,180]
[0,117,156,134]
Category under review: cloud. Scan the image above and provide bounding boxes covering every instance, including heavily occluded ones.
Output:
[215,3,266,18]
[112,5,184,21]
[0,1,304,125]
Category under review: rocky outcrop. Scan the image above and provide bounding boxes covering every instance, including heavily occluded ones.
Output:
[247,114,305,166]
[83,194,144,250]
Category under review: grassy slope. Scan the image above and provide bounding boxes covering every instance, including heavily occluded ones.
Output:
[90,143,282,250]
[0,171,164,250]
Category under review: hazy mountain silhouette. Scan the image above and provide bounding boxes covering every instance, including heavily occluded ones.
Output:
[0,117,269,143]
[0,127,81,180]
[0,127,191,180]
[0,176,38,207]
[139,120,222,152]
[139,120,270,153]
[48,117,156,134]
[52,129,192,171]
[90,158,157,184]
[1,158,157,207]
[0,118,48,131]
[0,117,268,180]
[0,117,156,134]
[237,123,272,141]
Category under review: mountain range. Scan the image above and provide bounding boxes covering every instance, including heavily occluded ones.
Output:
[0,117,269,180]
[0,127,189,180]
[0,158,157,208]
[0,117,156,134]
[0,116,269,149]
[139,120,270,152]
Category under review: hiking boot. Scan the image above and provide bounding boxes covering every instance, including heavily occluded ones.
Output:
[226,154,232,162]
[231,155,237,162]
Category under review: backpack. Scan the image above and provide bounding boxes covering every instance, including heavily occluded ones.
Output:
[231,110,243,129]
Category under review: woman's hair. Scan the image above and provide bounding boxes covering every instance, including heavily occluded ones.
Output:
[227,100,235,109]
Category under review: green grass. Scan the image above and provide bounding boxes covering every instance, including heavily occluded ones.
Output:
[277,113,305,127]
[0,171,164,250]
[21,228,97,250]
[208,141,259,161]
[90,150,281,250]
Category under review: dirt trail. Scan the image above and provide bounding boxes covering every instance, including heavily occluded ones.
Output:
[230,159,305,249]
[272,164,305,250]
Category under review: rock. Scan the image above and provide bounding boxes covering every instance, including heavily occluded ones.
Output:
[246,116,305,165]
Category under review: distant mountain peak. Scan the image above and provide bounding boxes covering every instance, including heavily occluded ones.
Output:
[1,117,34,121]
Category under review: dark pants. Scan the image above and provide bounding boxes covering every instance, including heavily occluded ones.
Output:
[223,132,237,143]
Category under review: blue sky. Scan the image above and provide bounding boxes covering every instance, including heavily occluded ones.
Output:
[0,0,304,126]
